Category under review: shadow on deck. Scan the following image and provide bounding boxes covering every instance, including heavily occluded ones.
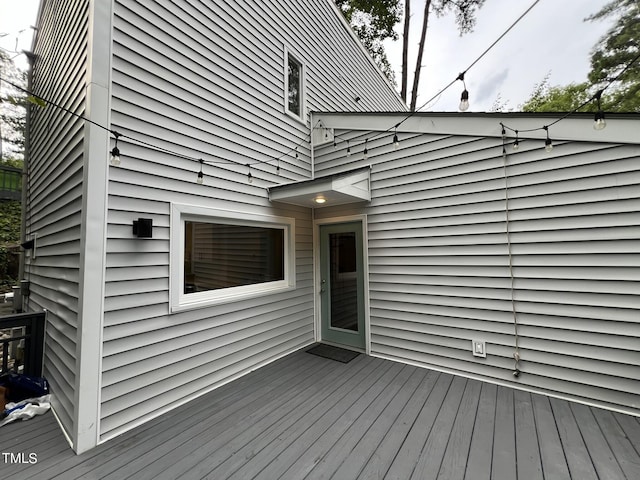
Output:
[1,349,639,479]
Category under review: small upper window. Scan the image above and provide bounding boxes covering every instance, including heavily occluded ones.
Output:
[285,50,304,120]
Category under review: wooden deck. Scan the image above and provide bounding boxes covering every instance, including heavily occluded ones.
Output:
[2,348,639,479]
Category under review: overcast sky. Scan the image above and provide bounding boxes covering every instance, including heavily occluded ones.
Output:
[0,0,39,71]
[386,0,614,111]
[1,0,615,112]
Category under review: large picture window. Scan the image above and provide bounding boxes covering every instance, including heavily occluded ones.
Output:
[171,205,295,311]
[184,222,284,293]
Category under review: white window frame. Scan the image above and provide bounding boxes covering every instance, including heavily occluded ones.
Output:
[284,46,306,123]
[170,203,295,312]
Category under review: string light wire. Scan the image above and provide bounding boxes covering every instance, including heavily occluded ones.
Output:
[500,49,640,139]
[501,138,521,377]
[415,0,542,114]
[330,0,543,151]
[1,77,316,173]
[7,5,639,177]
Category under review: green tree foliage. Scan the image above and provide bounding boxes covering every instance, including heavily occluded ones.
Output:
[521,75,593,112]
[521,0,639,113]
[0,200,21,292]
[0,50,28,160]
[586,0,640,111]
[0,51,26,290]
[335,0,402,84]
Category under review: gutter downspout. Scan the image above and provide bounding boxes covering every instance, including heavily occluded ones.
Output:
[18,52,36,313]
[310,111,315,180]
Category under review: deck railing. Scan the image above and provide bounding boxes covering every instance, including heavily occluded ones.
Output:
[0,165,22,201]
[0,311,46,377]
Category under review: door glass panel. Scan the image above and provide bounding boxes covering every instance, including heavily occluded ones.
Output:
[329,232,358,331]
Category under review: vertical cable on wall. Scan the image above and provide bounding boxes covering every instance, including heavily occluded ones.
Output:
[502,141,521,376]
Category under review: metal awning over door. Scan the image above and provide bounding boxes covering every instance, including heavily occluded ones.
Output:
[268,166,371,208]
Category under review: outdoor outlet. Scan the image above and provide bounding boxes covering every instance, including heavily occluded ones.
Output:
[472,340,486,358]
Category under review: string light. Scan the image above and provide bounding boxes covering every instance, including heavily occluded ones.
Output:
[543,126,553,152]
[593,89,606,130]
[457,72,470,112]
[9,29,639,191]
[247,164,253,183]
[110,132,121,166]
[196,158,204,184]
[363,139,368,160]
[513,130,519,151]
[346,140,351,157]
[393,127,399,150]
[500,52,640,152]
[276,158,280,174]
[501,126,507,140]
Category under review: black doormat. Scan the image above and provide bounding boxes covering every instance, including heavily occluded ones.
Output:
[306,344,360,363]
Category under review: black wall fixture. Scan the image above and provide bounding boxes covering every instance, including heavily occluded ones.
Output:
[133,218,153,238]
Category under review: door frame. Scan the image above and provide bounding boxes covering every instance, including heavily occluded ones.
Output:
[314,214,370,354]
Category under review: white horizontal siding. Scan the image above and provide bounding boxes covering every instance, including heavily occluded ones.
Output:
[314,123,640,414]
[99,0,402,441]
[27,0,89,439]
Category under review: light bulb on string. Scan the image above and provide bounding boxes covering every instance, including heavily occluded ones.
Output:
[247,164,253,183]
[110,132,121,166]
[333,138,337,149]
[295,147,299,159]
[276,158,280,175]
[594,111,606,130]
[593,89,607,130]
[363,139,368,160]
[457,72,469,112]
[459,90,469,112]
[346,140,351,157]
[393,127,400,150]
[197,158,204,184]
[543,126,553,152]
[501,126,506,140]
[513,130,519,151]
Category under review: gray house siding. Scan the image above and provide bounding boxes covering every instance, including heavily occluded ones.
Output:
[99,0,404,441]
[313,116,640,415]
[26,0,90,440]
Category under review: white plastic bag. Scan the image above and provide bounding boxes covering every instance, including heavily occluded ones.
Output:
[0,394,51,427]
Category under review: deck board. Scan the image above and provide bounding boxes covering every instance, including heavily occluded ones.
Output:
[385,372,453,480]
[303,364,417,480]
[356,369,442,479]
[189,356,385,480]
[551,397,600,480]
[592,408,640,480]
[111,352,345,480]
[437,379,482,480]
[531,394,571,480]
[464,382,497,480]
[571,403,627,480]
[410,376,468,480]
[254,359,400,480]
[492,386,517,480]
[324,367,430,480]
[514,390,544,480]
[2,349,639,480]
